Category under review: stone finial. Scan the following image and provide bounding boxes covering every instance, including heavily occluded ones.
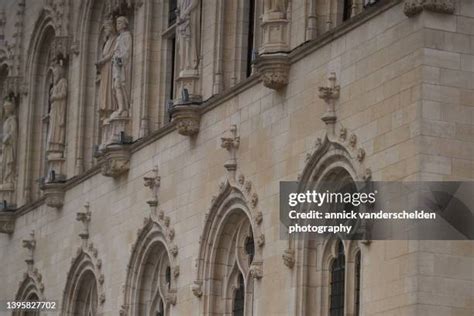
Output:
[76,202,92,243]
[22,230,36,268]
[144,166,160,216]
[319,72,340,136]
[403,0,455,17]
[221,125,240,180]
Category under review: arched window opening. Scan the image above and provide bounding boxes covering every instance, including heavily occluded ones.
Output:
[23,293,40,316]
[233,273,245,316]
[74,271,98,316]
[355,251,361,316]
[330,240,345,316]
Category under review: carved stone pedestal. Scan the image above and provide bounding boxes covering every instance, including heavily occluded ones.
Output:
[96,144,131,178]
[0,212,15,234]
[46,151,66,182]
[260,15,289,54]
[170,103,202,136]
[0,183,15,208]
[254,53,290,90]
[403,0,455,17]
[100,116,131,151]
[40,181,66,209]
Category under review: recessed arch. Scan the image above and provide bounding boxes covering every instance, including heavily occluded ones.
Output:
[13,268,45,316]
[62,244,105,315]
[121,216,180,316]
[193,177,264,315]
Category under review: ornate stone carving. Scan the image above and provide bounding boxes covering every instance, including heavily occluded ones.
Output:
[97,20,117,121]
[0,98,18,205]
[46,61,68,182]
[249,261,263,280]
[97,144,131,178]
[0,212,15,234]
[76,203,92,243]
[170,103,202,136]
[165,291,177,305]
[221,125,240,180]
[144,166,160,216]
[40,181,66,209]
[22,230,36,267]
[319,72,340,136]
[191,280,203,297]
[111,16,132,119]
[403,0,455,17]
[282,248,295,269]
[255,53,290,90]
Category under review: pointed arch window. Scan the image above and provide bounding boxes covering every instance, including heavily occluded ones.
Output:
[330,240,345,316]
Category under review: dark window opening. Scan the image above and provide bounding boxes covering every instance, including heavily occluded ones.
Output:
[343,0,353,21]
[355,251,361,316]
[233,273,245,316]
[168,0,177,26]
[244,232,255,265]
[165,266,171,290]
[330,240,345,316]
[246,0,255,78]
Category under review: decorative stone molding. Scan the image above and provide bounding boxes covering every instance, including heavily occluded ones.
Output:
[143,166,160,216]
[22,230,36,267]
[62,242,106,314]
[254,53,290,90]
[319,72,340,136]
[0,212,15,234]
[221,125,240,180]
[194,173,265,301]
[96,143,131,178]
[249,261,264,280]
[282,248,295,269]
[122,215,180,314]
[403,0,455,17]
[76,203,92,244]
[169,103,202,136]
[39,181,66,209]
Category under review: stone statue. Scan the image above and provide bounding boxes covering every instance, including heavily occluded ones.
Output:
[47,62,67,154]
[97,19,117,120]
[177,0,200,74]
[0,99,17,185]
[111,16,132,118]
[264,0,288,17]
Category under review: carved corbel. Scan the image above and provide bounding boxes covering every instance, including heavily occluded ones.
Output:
[169,93,202,136]
[404,0,455,17]
[191,280,203,298]
[40,181,66,209]
[96,143,131,178]
[254,53,290,90]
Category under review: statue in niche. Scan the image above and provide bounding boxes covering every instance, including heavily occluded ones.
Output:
[97,19,118,120]
[47,61,68,154]
[264,0,288,17]
[111,16,132,119]
[0,98,17,186]
[176,0,200,74]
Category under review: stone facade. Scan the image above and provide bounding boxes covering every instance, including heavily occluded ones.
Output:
[0,0,472,315]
